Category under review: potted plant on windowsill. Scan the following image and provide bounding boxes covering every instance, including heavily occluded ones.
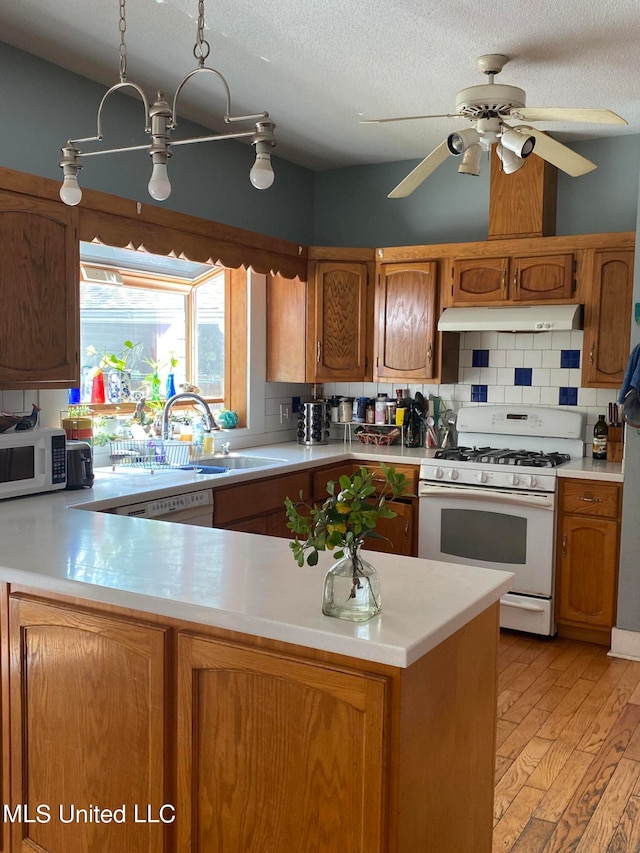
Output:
[285,464,409,622]
[86,341,141,403]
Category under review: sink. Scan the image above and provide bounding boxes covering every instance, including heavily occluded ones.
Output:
[196,454,286,470]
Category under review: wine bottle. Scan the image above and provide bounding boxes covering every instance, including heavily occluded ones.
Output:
[592,414,608,460]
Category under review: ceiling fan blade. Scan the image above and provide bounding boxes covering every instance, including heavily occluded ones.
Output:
[387,141,450,198]
[360,113,457,124]
[521,127,597,177]
[513,107,627,125]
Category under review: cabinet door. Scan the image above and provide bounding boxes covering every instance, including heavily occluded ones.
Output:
[0,191,79,389]
[452,257,507,304]
[512,253,574,301]
[361,501,414,556]
[266,273,307,383]
[375,262,437,380]
[9,596,168,853]
[583,249,634,388]
[177,634,387,852]
[557,516,619,629]
[312,261,370,381]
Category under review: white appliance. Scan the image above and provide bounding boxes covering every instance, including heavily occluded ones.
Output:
[110,489,214,526]
[437,304,583,333]
[0,427,67,499]
[418,406,585,636]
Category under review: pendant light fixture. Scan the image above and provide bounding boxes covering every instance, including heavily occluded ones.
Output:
[58,0,277,206]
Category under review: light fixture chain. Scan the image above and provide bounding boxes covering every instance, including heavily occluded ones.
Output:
[194,0,210,66]
[118,0,128,81]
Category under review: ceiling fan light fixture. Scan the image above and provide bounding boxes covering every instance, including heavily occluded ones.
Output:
[501,127,535,158]
[458,144,483,176]
[496,143,525,174]
[447,128,480,155]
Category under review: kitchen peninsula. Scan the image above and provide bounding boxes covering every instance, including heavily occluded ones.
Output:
[0,447,513,853]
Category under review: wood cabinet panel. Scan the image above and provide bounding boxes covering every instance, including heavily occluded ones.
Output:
[558,516,619,629]
[213,471,311,527]
[266,273,307,383]
[512,253,574,301]
[583,249,634,388]
[311,261,370,381]
[375,262,437,380]
[452,257,507,303]
[556,478,622,643]
[0,191,79,389]
[9,596,168,853]
[177,634,388,852]
[561,480,621,519]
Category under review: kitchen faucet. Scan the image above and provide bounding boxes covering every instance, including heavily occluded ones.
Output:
[161,393,218,440]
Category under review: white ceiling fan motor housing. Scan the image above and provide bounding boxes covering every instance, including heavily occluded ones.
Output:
[456,84,526,118]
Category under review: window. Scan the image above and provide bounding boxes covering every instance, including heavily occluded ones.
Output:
[78,243,226,409]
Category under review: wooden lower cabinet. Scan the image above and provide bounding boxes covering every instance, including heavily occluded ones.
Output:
[177,635,387,851]
[2,588,500,853]
[556,478,622,644]
[8,595,169,853]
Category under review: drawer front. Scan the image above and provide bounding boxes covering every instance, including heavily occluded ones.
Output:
[561,480,621,519]
[358,462,419,497]
[214,472,311,525]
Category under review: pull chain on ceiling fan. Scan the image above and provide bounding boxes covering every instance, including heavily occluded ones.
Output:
[361,54,627,198]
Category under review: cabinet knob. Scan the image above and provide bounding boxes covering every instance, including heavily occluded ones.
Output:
[590,343,595,364]
[562,534,567,557]
[316,341,322,363]
[578,496,603,503]
[427,343,433,363]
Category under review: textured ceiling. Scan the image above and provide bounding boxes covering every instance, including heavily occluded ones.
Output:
[1,0,639,171]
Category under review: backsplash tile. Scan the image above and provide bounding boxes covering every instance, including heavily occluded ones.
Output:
[323,329,621,444]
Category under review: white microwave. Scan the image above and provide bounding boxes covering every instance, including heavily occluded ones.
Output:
[0,427,67,499]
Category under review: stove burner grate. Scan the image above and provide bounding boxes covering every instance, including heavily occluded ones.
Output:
[434,447,571,468]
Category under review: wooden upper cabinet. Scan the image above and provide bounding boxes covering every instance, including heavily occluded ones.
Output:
[375,262,437,380]
[451,253,574,305]
[310,261,371,381]
[452,256,507,303]
[512,253,574,301]
[0,190,80,389]
[266,273,307,383]
[583,249,634,388]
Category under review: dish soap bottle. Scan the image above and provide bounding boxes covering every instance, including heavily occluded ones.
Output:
[592,414,608,460]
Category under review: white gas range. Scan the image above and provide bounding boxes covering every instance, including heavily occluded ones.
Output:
[418,405,585,636]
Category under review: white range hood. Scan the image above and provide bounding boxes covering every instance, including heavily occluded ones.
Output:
[437,304,583,333]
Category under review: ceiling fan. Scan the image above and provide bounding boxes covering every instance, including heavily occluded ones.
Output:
[362,54,627,198]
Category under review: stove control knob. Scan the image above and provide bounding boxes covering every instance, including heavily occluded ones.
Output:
[510,474,520,486]
[475,471,488,484]
[435,467,444,479]
[528,475,537,488]
[448,468,459,481]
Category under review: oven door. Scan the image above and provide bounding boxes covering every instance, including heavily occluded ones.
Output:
[418,482,556,633]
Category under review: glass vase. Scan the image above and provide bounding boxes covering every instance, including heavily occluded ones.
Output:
[322,544,381,622]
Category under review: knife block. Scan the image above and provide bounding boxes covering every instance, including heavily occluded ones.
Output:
[607,426,623,463]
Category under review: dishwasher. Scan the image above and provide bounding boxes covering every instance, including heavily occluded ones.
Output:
[110,489,214,526]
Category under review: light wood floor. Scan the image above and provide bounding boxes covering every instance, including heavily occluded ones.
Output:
[494,630,640,853]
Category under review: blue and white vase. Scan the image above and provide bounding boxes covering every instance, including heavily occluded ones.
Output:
[107,370,132,403]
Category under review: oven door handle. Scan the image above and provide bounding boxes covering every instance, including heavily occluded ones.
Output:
[418,484,555,510]
[500,597,546,613]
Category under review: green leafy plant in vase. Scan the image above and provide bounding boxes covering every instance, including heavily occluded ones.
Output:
[285,464,409,622]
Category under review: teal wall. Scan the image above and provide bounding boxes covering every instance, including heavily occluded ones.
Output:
[313,136,640,247]
[2,40,639,249]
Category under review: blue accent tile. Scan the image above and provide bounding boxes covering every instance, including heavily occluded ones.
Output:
[559,387,578,406]
[471,384,488,403]
[560,349,581,369]
[472,349,490,368]
[514,368,533,386]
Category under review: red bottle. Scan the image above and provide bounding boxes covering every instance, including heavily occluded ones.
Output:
[91,370,106,404]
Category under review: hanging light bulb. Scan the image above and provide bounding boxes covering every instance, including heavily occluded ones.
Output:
[59,144,83,205]
[148,156,172,200]
[250,141,275,189]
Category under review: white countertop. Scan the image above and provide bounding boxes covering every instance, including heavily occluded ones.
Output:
[557,456,624,482]
[0,441,513,668]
